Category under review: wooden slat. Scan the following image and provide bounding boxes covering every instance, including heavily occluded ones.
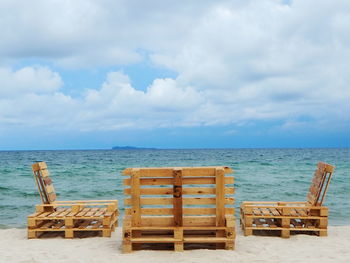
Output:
[173,169,183,226]
[48,192,57,203]
[43,177,52,185]
[40,169,50,177]
[94,208,107,217]
[131,169,141,226]
[45,184,55,194]
[85,208,99,217]
[40,221,56,229]
[56,209,72,218]
[215,168,225,226]
[183,237,229,243]
[37,162,48,169]
[78,220,92,229]
[253,208,261,215]
[130,237,180,243]
[124,197,235,206]
[124,187,234,195]
[47,209,66,217]
[270,208,280,216]
[125,207,235,215]
[261,208,272,216]
[52,221,65,229]
[123,177,234,186]
[140,216,217,227]
[123,167,233,177]
[91,221,102,229]
[76,208,91,217]
[38,211,55,218]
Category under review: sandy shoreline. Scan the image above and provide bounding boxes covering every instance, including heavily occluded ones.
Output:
[1,226,349,263]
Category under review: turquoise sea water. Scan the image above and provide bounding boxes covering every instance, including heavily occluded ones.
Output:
[0,148,349,228]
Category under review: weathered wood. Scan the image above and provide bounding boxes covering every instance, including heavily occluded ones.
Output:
[124,197,235,206]
[173,169,183,226]
[122,166,235,252]
[124,187,234,195]
[130,169,141,227]
[240,162,334,238]
[123,166,233,176]
[123,176,234,186]
[215,168,225,227]
[27,161,119,239]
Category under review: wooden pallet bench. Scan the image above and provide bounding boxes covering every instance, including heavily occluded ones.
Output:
[122,166,235,252]
[240,162,334,238]
[27,162,119,239]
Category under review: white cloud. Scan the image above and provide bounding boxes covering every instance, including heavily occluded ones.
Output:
[0,66,62,98]
[0,0,350,133]
[0,69,204,130]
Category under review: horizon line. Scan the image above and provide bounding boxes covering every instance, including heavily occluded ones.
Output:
[0,146,349,151]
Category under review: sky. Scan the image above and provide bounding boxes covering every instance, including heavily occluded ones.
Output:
[0,0,350,150]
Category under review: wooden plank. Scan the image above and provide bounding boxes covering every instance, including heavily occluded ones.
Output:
[261,208,272,216]
[183,237,229,243]
[93,208,107,217]
[91,221,102,229]
[76,208,91,217]
[40,169,50,177]
[130,237,180,243]
[78,220,92,229]
[123,167,233,177]
[215,168,225,227]
[37,162,48,169]
[123,177,234,186]
[270,208,280,216]
[45,184,55,194]
[124,187,234,195]
[173,169,183,226]
[139,216,217,227]
[48,192,57,203]
[124,197,235,206]
[85,208,99,217]
[47,209,66,218]
[52,221,65,229]
[131,169,141,226]
[125,207,235,215]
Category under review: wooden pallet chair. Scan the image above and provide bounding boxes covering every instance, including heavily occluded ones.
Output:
[122,166,235,253]
[240,162,335,238]
[27,161,119,239]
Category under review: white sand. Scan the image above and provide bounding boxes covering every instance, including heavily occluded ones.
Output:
[1,226,349,263]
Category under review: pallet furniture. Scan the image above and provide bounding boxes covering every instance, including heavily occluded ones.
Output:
[122,166,235,252]
[27,162,118,239]
[240,162,334,238]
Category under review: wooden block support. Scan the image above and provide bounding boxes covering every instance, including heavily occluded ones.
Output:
[174,228,184,252]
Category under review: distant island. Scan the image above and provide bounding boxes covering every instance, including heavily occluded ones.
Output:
[112,146,157,150]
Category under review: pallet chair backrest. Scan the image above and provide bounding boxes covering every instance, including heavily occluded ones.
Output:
[123,166,234,227]
[307,162,335,206]
[32,162,57,204]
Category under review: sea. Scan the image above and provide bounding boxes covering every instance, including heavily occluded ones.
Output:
[0,148,349,228]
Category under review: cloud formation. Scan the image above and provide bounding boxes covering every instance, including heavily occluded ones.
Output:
[0,0,350,133]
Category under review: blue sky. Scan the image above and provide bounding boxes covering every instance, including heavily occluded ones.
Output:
[0,0,350,150]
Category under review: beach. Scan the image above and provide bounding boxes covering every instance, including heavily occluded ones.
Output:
[1,226,349,263]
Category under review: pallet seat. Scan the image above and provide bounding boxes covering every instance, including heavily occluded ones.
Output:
[240,162,334,238]
[122,166,235,252]
[27,162,119,239]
